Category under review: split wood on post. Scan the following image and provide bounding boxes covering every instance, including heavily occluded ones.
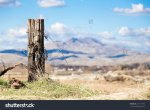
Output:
[27,19,45,81]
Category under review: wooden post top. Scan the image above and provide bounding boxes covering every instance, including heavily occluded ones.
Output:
[28,19,44,21]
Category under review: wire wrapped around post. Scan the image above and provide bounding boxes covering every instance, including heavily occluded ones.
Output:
[27,19,45,82]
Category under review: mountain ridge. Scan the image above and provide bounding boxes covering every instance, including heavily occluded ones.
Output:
[1,37,146,66]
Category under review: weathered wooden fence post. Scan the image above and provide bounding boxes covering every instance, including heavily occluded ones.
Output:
[27,19,45,81]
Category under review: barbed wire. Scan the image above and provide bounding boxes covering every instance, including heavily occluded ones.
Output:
[47,35,69,66]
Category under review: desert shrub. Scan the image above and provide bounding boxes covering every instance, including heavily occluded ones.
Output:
[133,70,150,76]
[55,72,72,76]
[137,64,149,71]
[104,74,126,82]
[146,90,150,99]
[116,63,150,71]
[131,63,140,69]
[94,75,100,80]
[146,93,150,99]
[117,64,132,70]
[0,78,8,86]
[146,76,150,81]
[104,71,146,83]
[120,69,150,76]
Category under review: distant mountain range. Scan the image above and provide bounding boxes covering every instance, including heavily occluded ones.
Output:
[1,37,147,66]
[45,37,127,56]
[0,49,27,57]
[0,37,127,57]
[0,49,85,57]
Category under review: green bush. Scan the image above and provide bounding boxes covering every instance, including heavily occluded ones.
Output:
[146,92,150,99]
[0,78,8,87]
[0,78,98,99]
[25,78,96,98]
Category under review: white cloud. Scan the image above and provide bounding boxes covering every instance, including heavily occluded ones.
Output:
[114,3,150,14]
[1,25,150,53]
[49,22,75,38]
[118,27,132,36]
[37,0,65,8]
[0,0,21,7]
[0,27,27,49]
[6,27,27,38]
[118,27,150,37]
[49,22,119,41]
[50,22,68,34]
[97,31,113,39]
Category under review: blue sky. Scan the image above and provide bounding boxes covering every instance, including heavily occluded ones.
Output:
[0,0,150,52]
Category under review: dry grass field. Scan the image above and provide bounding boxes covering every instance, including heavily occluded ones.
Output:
[1,62,150,100]
[50,73,150,100]
[0,72,150,100]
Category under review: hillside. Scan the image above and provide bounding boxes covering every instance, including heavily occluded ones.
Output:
[0,37,150,66]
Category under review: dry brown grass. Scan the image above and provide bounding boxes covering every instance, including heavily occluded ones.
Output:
[54,74,150,100]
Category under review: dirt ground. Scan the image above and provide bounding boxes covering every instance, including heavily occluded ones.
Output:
[50,74,150,100]
[0,74,150,100]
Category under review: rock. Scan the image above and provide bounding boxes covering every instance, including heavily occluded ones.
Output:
[9,78,25,89]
